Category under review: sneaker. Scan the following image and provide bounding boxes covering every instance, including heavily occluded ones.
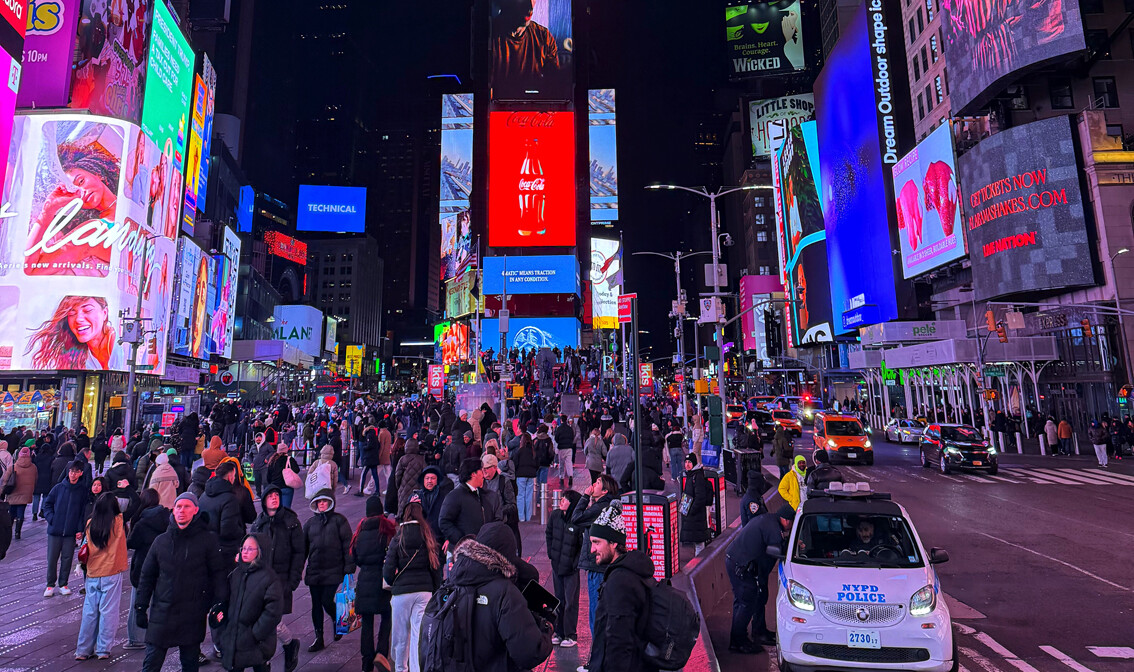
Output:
[551,635,562,645]
[96,654,110,660]
[341,484,351,495]
[560,638,577,648]
[122,643,146,651]
[43,586,55,598]
[58,586,72,596]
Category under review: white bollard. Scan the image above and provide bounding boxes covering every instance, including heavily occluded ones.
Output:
[1015,432,1023,455]
[1074,434,1081,455]
[1039,435,1047,456]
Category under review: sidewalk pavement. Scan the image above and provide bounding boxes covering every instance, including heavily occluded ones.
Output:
[0,458,740,672]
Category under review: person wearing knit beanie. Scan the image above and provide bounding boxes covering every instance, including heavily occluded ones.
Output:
[588,504,626,546]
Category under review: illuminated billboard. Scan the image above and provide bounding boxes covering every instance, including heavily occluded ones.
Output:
[446,268,478,319]
[170,237,215,359]
[324,316,338,353]
[18,0,82,108]
[264,231,307,265]
[815,5,899,333]
[944,0,1086,115]
[588,89,618,223]
[958,115,1093,301]
[0,51,16,195]
[480,317,580,350]
[590,238,622,329]
[139,1,194,236]
[0,113,176,374]
[773,121,833,345]
[272,304,324,358]
[482,255,580,296]
[490,0,573,101]
[891,123,965,279]
[749,94,814,159]
[345,345,365,377]
[488,111,576,248]
[440,93,474,281]
[182,55,216,233]
[739,275,780,360]
[297,185,367,233]
[726,1,805,78]
[69,0,153,123]
[440,322,470,365]
[210,226,240,359]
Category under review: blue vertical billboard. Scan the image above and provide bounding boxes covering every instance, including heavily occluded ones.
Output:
[588,89,618,223]
[815,3,900,333]
[440,93,475,280]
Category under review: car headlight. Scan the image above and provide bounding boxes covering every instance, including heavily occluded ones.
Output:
[864,440,872,448]
[788,580,816,612]
[944,446,961,456]
[987,446,997,455]
[909,584,936,616]
[827,439,837,448]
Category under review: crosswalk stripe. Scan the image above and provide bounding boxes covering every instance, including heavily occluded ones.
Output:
[1003,468,1081,485]
[1029,468,1112,486]
[984,473,1024,484]
[1080,470,1134,485]
[1040,645,1098,672]
[974,633,1042,672]
[959,646,1006,672]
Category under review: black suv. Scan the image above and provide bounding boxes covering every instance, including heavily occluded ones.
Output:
[919,424,998,475]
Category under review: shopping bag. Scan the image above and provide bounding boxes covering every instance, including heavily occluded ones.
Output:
[335,575,361,636]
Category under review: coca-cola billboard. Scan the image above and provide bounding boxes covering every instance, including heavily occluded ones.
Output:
[488,110,576,248]
[0,113,178,374]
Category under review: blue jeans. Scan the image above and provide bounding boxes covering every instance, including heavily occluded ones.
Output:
[280,486,294,509]
[537,467,549,484]
[669,448,685,480]
[32,493,43,516]
[1060,437,1072,455]
[76,572,124,657]
[517,477,535,521]
[587,570,604,637]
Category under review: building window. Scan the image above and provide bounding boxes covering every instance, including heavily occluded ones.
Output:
[754,213,765,226]
[1086,29,1111,59]
[753,197,766,207]
[934,76,943,104]
[930,34,939,61]
[758,265,771,276]
[341,266,352,275]
[913,57,921,81]
[917,93,926,120]
[1080,0,1103,13]
[921,47,929,73]
[325,268,335,275]
[1049,78,1074,109]
[908,18,916,43]
[925,0,934,20]
[756,231,769,242]
[1106,124,1124,140]
[1094,77,1119,108]
[916,8,924,32]
[925,84,933,109]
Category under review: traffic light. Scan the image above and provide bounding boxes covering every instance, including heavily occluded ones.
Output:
[985,310,996,332]
[1081,318,1094,339]
[996,324,1008,343]
[707,395,724,445]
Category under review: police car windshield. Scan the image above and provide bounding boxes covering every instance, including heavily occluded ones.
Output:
[792,513,923,568]
[826,421,864,436]
[942,426,982,442]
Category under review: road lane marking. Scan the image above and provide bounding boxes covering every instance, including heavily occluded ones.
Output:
[1075,470,1134,485]
[945,594,987,620]
[843,467,871,481]
[1087,647,1134,658]
[976,532,1131,592]
[974,633,1042,672]
[1003,468,1080,485]
[960,646,1008,672]
[984,474,1024,484]
[1040,645,1098,672]
[1028,469,1109,486]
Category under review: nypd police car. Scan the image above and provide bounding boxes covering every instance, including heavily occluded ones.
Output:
[773,483,956,672]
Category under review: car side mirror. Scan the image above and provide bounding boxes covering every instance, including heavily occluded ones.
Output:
[766,544,785,560]
[929,548,949,564]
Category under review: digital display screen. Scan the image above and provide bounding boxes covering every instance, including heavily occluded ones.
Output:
[440,93,475,281]
[446,268,478,319]
[170,237,215,359]
[297,185,367,233]
[488,110,576,248]
[18,0,82,108]
[0,114,176,374]
[726,1,805,78]
[139,1,194,236]
[749,94,814,159]
[264,230,307,266]
[272,304,324,358]
[891,123,966,278]
[182,55,216,233]
[211,226,240,359]
[482,255,580,296]
[480,317,580,350]
[440,321,470,365]
[739,275,780,361]
[588,89,618,223]
[944,0,1086,115]
[324,316,338,352]
[590,237,622,329]
[958,115,1093,301]
[490,0,573,101]
[815,5,899,333]
[69,0,153,124]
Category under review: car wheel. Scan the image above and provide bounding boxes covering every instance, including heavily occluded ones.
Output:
[988,465,998,476]
[921,449,930,468]
[940,455,951,475]
[949,639,959,672]
[777,642,792,672]
[865,453,874,466]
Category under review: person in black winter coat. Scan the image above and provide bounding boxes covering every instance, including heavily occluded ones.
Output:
[189,467,211,499]
[125,490,168,648]
[49,441,76,487]
[618,452,665,494]
[303,488,355,652]
[104,451,137,492]
[545,490,584,645]
[415,466,452,541]
[214,533,284,672]
[32,442,55,520]
[135,493,229,671]
[438,459,503,550]
[199,462,248,571]
[43,462,90,594]
[382,501,442,672]
[432,537,553,672]
[679,452,712,545]
[350,496,397,672]
[477,521,539,589]
[248,486,303,672]
[587,506,658,672]
[739,469,770,527]
[804,449,844,491]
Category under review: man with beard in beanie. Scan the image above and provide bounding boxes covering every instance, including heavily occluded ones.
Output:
[416,466,453,541]
[438,458,503,554]
[586,505,657,672]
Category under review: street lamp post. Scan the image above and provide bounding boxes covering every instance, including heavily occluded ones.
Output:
[646,184,769,449]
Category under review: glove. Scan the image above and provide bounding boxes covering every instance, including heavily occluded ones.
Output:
[135,609,148,629]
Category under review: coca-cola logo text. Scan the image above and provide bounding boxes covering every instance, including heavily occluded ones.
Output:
[506,112,556,128]
[518,178,545,191]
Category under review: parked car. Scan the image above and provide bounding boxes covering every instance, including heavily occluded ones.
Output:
[885,419,926,444]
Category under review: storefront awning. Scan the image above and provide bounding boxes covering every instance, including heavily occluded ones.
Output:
[231,340,314,368]
[881,337,1058,370]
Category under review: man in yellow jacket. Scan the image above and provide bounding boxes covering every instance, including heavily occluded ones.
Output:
[777,455,808,509]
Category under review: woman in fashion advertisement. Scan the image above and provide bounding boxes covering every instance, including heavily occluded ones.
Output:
[189,254,210,358]
[25,296,124,370]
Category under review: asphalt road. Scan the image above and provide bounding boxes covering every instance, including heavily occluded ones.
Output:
[717,426,1134,672]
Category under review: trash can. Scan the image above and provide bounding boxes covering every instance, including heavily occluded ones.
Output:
[621,491,679,581]
[724,447,763,495]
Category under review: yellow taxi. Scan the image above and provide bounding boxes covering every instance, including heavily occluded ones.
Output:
[813,412,874,465]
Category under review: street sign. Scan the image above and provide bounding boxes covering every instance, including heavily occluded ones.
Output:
[704,263,728,288]
[428,365,444,400]
[639,363,655,393]
[618,294,636,323]
[137,364,156,371]
[161,412,177,428]
[226,392,238,399]
[983,365,1006,378]
[219,371,235,385]
[698,297,723,324]
[499,373,514,382]
[671,300,686,316]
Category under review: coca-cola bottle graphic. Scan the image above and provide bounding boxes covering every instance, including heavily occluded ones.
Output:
[517,139,547,237]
